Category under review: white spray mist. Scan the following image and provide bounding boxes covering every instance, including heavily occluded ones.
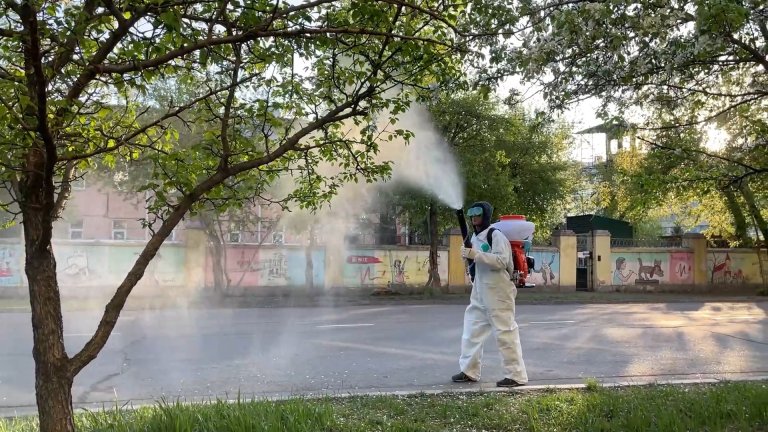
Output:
[379,105,464,209]
[276,102,465,288]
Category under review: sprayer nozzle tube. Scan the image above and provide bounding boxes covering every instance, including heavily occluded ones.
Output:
[455,207,473,248]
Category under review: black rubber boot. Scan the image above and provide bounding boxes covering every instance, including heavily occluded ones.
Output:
[451,372,477,383]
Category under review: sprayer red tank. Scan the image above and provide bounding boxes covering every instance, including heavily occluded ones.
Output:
[491,215,535,287]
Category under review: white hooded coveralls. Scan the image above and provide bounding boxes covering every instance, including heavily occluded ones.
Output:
[459,227,528,383]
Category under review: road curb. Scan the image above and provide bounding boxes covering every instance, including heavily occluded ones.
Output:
[232,374,768,401]
[2,294,766,313]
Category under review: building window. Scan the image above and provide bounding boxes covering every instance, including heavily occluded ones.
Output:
[258,219,277,244]
[69,220,84,240]
[228,231,241,243]
[272,231,284,245]
[112,220,127,240]
[228,221,242,243]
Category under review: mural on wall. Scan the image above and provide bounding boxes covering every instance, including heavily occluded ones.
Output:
[55,244,186,287]
[207,246,325,288]
[527,250,560,286]
[0,244,22,287]
[345,254,387,284]
[669,252,694,284]
[264,248,324,286]
[59,248,91,279]
[610,252,693,286]
[135,248,187,287]
[263,249,289,283]
[708,251,763,285]
[343,249,449,287]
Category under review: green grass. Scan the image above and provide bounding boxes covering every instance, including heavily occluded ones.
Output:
[518,382,768,432]
[2,382,767,432]
[583,377,602,391]
[1,398,336,432]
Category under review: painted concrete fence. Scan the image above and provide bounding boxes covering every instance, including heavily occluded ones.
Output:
[590,231,767,292]
[610,249,766,288]
[0,240,188,296]
[610,250,695,286]
[200,241,565,291]
[0,232,568,295]
[2,230,762,296]
[205,245,452,292]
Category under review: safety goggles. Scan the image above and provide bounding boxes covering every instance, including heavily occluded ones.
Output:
[467,207,484,217]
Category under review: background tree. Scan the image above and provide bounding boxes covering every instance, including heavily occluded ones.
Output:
[393,92,577,288]
[496,0,768,241]
[588,123,766,244]
[200,206,283,292]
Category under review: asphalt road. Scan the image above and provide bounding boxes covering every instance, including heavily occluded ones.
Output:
[1,301,766,416]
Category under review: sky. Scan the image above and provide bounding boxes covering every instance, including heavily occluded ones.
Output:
[497,77,606,164]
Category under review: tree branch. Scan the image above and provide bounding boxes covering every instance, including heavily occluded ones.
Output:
[0,94,31,130]
[19,3,57,186]
[95,27,456,75]
[725,33,768,71]
[52,162,75,219]
[0,27,20,38]
[217,43,241,172]
[48,0,100,76]
[0,66,24,83]
[376,0,460,35]
[757,18,768,47]
[64,10,144,103]
[227,88,374,176]
[637,94,766,130]
[636,135,763,176]
[59,71,261,161]
[100,0,128,25]
[631,81,767,99]
[1,0,19,14]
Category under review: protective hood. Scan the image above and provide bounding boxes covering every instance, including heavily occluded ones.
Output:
[467,201,493,234]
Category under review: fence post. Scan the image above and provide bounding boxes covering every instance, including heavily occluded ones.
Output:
[447,228,469,292]
[551,230,577,291]
[184,227,208,290]
[592,230,612,290]
[682,233,708,288]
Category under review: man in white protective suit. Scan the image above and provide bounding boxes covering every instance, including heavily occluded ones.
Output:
[452,201,528,387]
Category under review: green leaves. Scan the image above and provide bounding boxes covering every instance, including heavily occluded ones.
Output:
[0,0,527,226]
[695,0,749,34]
[158,10,182,32]
[487,0,768,240]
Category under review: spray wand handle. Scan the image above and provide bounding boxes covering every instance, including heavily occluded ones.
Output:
[455,209,472,248]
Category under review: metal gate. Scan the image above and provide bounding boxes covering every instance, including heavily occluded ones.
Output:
[576,234,592,291]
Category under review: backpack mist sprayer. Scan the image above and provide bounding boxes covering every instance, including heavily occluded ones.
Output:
[456,209,536,288]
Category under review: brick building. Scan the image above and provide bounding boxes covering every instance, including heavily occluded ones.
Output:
[3,178,410,247]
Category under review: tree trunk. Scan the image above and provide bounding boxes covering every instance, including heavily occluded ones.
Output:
[201,214,232,292]
[209,233,227,292]
[21,157,76,431]
[305,224,315,292]
[426,202,442,289]
[739,181,768,242]
[26,239,76,432]
[723,186,750,243]
[214,217,232,291]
